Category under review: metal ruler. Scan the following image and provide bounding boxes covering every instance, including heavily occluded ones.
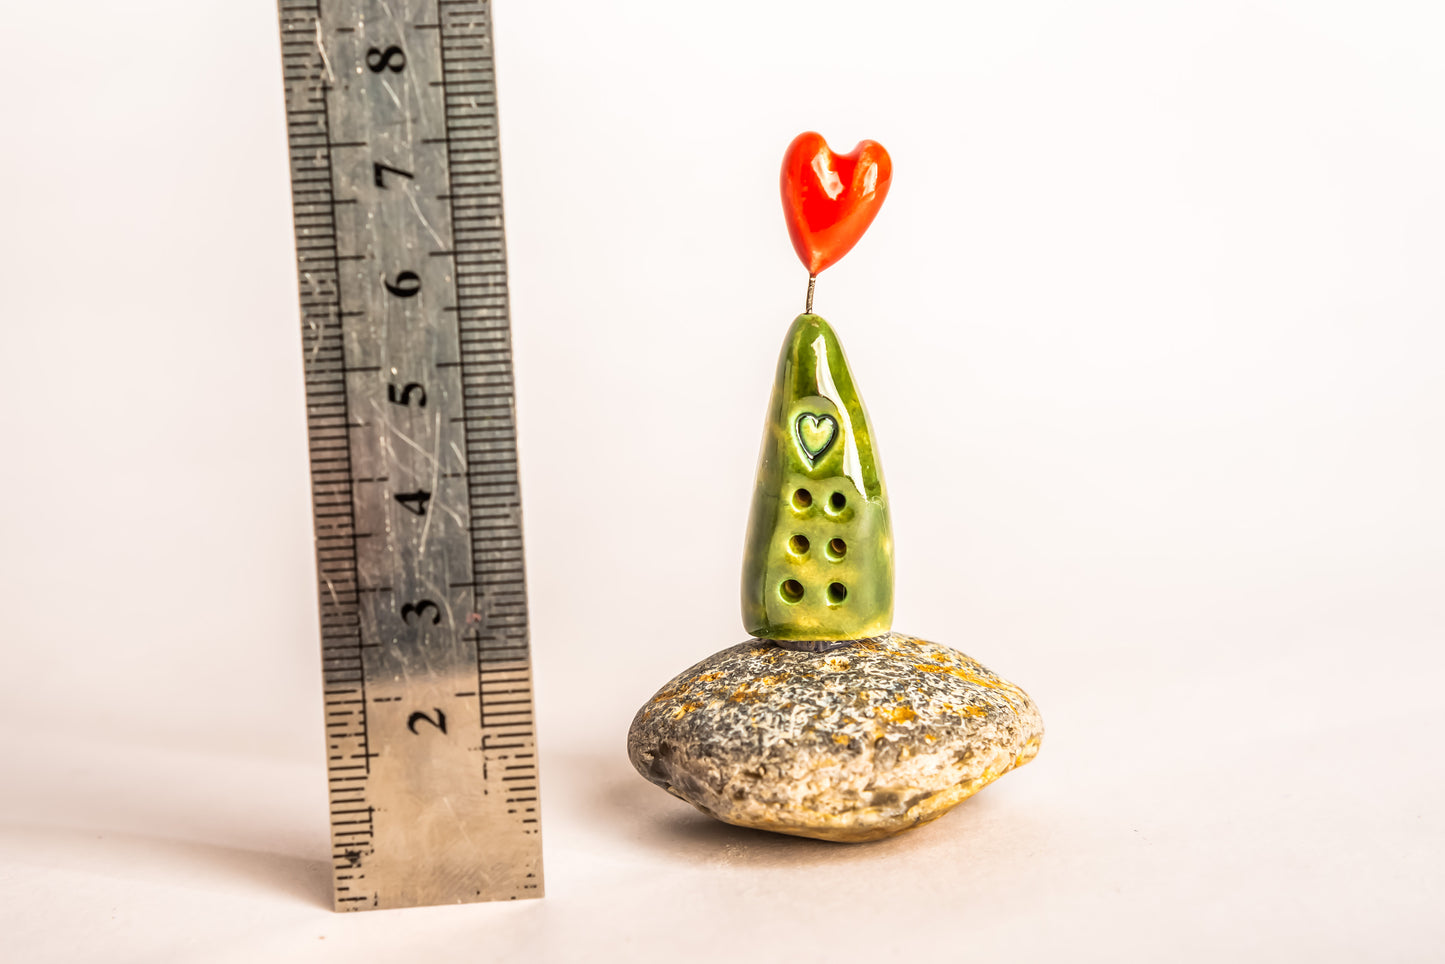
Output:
[277,0,542,910]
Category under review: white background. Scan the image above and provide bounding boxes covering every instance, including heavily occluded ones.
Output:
[2,0,1443,960]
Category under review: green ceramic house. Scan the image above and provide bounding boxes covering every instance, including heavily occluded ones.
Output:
[742,314,893,641]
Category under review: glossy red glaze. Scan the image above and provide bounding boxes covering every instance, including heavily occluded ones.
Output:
[781,132,893,276]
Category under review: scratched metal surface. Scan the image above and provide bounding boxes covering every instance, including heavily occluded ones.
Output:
[278,0,542,910]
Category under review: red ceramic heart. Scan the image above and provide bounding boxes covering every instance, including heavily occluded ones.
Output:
[781,132,893,276]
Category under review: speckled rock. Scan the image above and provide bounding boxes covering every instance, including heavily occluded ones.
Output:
[627,633,1043,842]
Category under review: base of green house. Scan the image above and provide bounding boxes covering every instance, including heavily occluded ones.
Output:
[766,634,890,653]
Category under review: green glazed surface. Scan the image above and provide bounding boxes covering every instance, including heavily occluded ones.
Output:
[742,314,893,641]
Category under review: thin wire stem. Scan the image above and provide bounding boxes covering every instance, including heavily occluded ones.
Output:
[805,274,816,314]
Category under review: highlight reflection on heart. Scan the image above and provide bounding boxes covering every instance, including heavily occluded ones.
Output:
[781,132,892,276]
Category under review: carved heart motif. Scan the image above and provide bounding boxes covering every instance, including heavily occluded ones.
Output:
[794,412,839,465]
[781,132,893,276]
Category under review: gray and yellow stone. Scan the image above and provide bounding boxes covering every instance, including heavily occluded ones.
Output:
[627,633,1043,842]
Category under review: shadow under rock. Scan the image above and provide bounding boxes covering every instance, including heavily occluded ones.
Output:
[559,742,997,869]
[637,792,993,868]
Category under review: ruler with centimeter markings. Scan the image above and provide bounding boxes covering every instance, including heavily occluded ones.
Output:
[277,0,541,911]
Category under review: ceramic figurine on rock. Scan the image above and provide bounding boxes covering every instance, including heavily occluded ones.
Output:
[741,311,892,646]
[627,133,1043,842]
